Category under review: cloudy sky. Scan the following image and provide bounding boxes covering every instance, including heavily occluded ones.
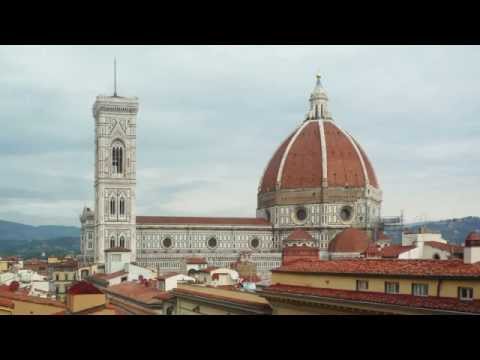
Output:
[0,45,478,226]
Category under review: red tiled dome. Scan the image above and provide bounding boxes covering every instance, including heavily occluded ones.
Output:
[328,228,372,253]
[465,231,480,247]
[259,120,378,194]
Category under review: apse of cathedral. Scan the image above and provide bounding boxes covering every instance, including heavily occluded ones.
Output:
[80,74,382,277]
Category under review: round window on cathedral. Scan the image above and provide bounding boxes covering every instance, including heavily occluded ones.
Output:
[340,205,354,222]
[208,237,217,249]
[295,207,307,222]
[250,238,260,249]
[162,237,172,248]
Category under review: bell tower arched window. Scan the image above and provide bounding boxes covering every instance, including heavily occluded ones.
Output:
[110,236,115,249]
[110,198,116,216]
[112,141,124,175]
[119,198,125,216]
[120,236,125,248]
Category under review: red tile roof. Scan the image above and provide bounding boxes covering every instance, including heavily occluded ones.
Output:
[92,271,128,281]
[104,282,171,305]
[263,284,480,314]
[328,228,371,253]
[136,216,271,226]
[376,231,391,241]
[363,244,382,257]
[380,245,415,258]
[173,286,271,312]
[273,259,480,279]
[287,228,314,242]
[0,298,14,309]
[0,288,66,308]
[424,241,463,253]
[157,272,180,280]
[466,231,480,247]
[68,281,103,295]
[185,257,208,265]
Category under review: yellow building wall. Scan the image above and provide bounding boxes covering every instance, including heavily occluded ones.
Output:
[272,273,480,300]
[11,300,65,315]
[440,280,480,299]
[0,307,13,315]
[68,294,106,313]
[177,298,240,315]
[0,261,8,272]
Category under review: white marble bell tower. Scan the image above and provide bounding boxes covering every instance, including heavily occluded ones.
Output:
[93,60,139,263]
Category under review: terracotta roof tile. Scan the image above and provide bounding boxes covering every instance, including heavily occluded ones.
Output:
[424,241,463,253]
[173,285,271,312]
[68,281,103,295]
[282,121,324,189]
[380,245,415,258]
[157,272,180,280]
[287,228,314,242]
[324,121,366,188]
[263,284,480,314]
[273,259,480,279]
[0,289,66,308]
[104,282,170,305]
[328,228,371,253]
[184,257,208,264]
[260,130,297,193]
[92,271,128,281]
[0,298,14,309]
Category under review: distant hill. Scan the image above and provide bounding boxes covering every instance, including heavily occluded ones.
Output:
[391,216,480,245]
[0,220,80,258]
[0,220,80,241]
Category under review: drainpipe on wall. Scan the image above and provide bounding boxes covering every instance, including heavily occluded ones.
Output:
[437,279,442,297]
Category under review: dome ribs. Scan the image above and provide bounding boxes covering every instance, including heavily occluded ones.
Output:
[351,138,379,189]
[281,121,323,189]
[324,122,365,188]
[259,130,296,193]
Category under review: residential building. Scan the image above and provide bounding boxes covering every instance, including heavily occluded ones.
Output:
[173,284,272,315]
[102,280,175,315]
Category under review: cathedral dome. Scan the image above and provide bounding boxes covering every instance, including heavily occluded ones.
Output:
[328,228,371,253]
[258,75,379,195]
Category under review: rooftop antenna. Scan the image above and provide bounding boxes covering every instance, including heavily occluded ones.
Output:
[114,57,118,97]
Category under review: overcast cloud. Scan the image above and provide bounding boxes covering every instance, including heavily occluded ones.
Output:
[0,45,478,226]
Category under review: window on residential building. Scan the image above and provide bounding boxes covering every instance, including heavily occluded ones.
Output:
[412,283,428,297]
[356,280,369,291]
[458,287,474,301]
[55,274,59,281]
[385,282,400,294]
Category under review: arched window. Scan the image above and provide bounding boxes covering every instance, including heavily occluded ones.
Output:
[110,236,115,249]
[112,142,124,174]
[119,198,125,216]
[110,198,116,216]
[119,236,125,248]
